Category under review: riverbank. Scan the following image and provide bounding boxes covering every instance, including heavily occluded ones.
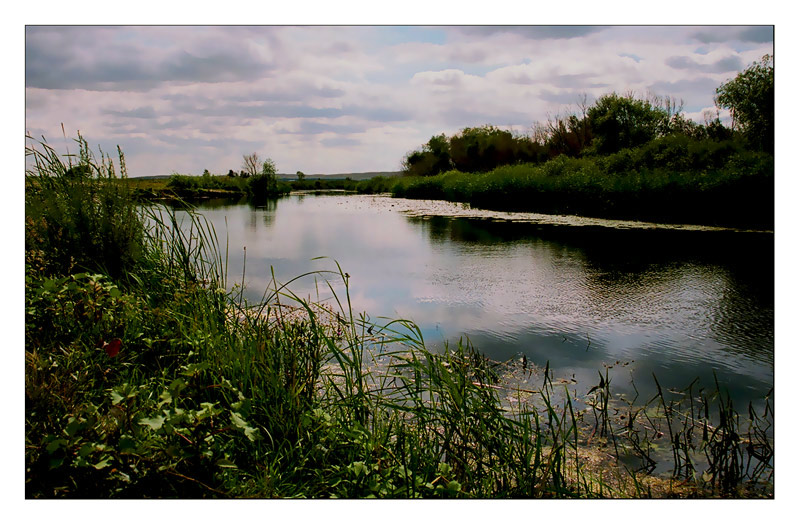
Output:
[25,137,773,498]
[126,174,291,201]
[353,150,773,230]
[127,175,364,201]
[125,143,773,232]
[360,194,774,233]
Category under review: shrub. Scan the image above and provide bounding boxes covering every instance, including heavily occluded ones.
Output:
[166,174,200,192]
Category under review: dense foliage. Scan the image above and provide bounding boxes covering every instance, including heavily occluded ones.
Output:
[165,164,290,200]
[585,93,669,154]
[167,174,249,194]
[364,136,774,229]
[716,55,774,152]
[401,58,772,178]
[247,158,281,200]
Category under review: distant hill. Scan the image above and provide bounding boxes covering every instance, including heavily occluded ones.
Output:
[278,171,402,181]
[132,174,172,180]
[132,171,402,180]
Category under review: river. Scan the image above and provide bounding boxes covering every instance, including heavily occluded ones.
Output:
[179,192,774,411]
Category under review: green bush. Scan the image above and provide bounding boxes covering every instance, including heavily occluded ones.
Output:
[166,174,200,191]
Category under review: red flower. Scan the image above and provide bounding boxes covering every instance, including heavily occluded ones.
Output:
[105,338,122,358]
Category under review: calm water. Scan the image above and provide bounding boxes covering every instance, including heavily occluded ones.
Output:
[183,193,774,409]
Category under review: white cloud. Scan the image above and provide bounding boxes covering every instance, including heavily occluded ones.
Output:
[25,25,773,175]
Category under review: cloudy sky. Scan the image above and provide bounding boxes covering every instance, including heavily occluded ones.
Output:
[25,24,773,176]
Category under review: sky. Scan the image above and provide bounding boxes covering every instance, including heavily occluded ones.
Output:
[24,24,774,177]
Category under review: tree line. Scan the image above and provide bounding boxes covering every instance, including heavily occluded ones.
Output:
[402,55,773,177]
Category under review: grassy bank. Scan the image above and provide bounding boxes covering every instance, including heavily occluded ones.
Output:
[289,178,360,192]
[126,174,290,201]
[25,136,773,498]
[357,139,773,230]
[127,175,362,200]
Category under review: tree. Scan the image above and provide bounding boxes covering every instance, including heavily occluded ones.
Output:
[715,54,774,152]
[296,171,305,182]
[449,126,516,172]
[402,134,452,176]
[241,152,261,178]
[202,169,211,177]
[534,113,590,158]
[262,159,277,179]
[248,157,278,198]
[586,93,669,155]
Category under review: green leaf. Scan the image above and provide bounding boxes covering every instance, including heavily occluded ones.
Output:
[230,411,248,429]
[181,362,209,376]
[350,461,368,477]
[230,412,260,442]
[93,457,112,470]
[110,390,125,405]
[215,458,238,469]
[109,287,122,299]
[243,428,261,443]
[169,378,187,395]
[138,415,165,431]
[118,436,136,454]
[65,418,83,438]
[46,438,68,454]
[158,389,172,408]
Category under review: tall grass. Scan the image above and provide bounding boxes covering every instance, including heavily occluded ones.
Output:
[25,134,773,498]
[25,133,144,278]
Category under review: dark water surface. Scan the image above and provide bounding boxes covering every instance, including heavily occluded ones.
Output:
[185,193,774,410]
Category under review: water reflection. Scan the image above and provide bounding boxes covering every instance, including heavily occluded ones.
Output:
[403,214,773,408]
[407,216,772,352]
[183,194,773,410]
[248,198,279,230]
